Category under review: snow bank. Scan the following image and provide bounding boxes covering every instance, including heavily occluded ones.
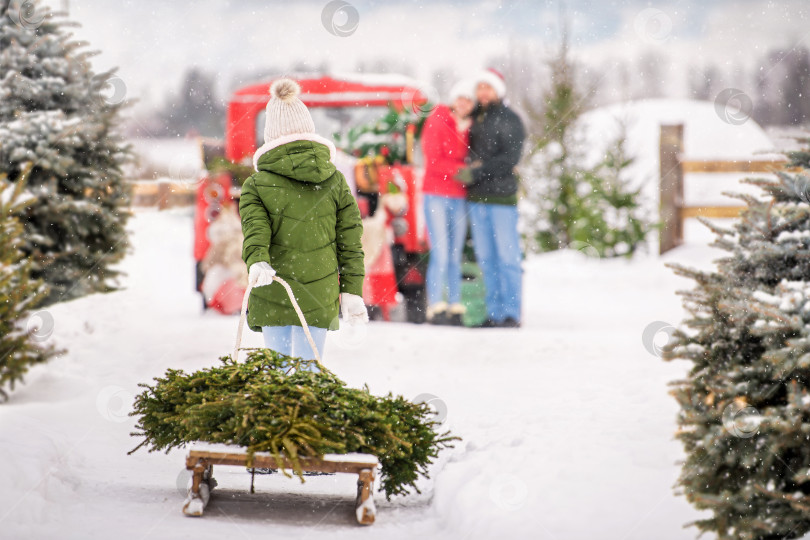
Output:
[1,209,711,539]
[580,99,779,246]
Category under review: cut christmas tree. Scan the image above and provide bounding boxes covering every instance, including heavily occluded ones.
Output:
[664,139,810,539]
[0,0,131,304]
[129,348,458,501]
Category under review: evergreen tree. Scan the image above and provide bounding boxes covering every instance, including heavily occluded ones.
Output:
[0,167,58,401]
[664,140,810,539]
[0,0,131,304]
[162,67,224,138]
[521,29,653,258]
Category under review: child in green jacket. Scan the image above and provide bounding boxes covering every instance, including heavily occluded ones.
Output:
[239,78,367,361]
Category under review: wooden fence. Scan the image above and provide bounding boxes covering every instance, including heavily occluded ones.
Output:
[659,124,789,254]
[129,180,197,209]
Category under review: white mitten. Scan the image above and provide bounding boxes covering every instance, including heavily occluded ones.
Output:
[340,293,369,324]
[248,261,276,287]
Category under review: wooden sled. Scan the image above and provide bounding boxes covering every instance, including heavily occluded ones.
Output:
[183,278,379,524]
[183,444,379,525]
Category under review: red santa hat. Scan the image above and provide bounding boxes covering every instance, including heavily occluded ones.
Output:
[476,68,506,98]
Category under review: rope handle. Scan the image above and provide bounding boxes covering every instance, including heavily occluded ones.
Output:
[233,275,321,364]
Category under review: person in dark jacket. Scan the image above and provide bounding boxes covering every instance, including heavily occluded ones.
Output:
[456,69,526,328]
[240,78,368,362]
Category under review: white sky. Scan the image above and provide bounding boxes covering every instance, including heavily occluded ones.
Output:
[35,0,810,112]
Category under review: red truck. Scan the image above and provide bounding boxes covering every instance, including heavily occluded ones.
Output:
[194,74,430,323]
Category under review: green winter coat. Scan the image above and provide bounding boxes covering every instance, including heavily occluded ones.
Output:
[239,140,364,331]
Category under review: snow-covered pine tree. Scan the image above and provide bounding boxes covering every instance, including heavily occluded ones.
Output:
[0,166,58,401]
[520,29,652,257]
[664,140,810,539]
[0,0,130,304]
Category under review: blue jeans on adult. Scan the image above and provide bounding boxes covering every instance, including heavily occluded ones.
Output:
[424,194,467,306]
[467,202,522,322]
[261,325,327,370]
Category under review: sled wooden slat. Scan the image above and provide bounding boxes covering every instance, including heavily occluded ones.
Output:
[185,450,378,474]
[183,447,378,525]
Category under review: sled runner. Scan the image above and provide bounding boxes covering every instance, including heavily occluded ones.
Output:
[182,276,380,525]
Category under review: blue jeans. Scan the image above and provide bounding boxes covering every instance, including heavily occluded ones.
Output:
[261,326,327,367]
[424,195,467,305]
[467,202,522,322]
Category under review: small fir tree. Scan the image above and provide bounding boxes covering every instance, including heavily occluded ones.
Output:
[521,30,652,257]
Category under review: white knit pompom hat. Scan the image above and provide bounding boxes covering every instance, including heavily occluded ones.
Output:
[253,78,337,170]
[263,78,315,142]
[448,79,475,103]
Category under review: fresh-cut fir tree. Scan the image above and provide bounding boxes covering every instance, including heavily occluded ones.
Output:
[130,348,458,500]
[0,0,131,304]
[0,168,58,401]
[664,140,810,539]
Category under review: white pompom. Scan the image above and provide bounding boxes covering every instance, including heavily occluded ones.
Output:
[270,78,300,103]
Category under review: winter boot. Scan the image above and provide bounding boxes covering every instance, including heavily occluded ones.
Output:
[426,301,448,325]
[500,317,521,328]
[446,303,466,326]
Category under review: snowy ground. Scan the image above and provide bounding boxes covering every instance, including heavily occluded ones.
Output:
[1,208,727,539]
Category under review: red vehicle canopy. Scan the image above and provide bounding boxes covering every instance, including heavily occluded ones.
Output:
[225,74,428,163]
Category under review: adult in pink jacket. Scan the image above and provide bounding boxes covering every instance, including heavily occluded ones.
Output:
[420,80,475,325]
